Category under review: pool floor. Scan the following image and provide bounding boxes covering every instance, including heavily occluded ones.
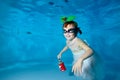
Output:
[0,62,120,80]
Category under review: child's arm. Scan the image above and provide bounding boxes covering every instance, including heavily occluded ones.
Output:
[78,43,93,61]
[57,45,68,59]
[72,40,93,75]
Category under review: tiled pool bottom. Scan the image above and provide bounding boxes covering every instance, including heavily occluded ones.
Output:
[0,62,120,80]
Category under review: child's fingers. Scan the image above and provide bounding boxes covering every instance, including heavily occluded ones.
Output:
[72,66,78,75]
[72,65,82,76]
[57,55,61,59]
[72,66,76,73]
[71,66,74,72]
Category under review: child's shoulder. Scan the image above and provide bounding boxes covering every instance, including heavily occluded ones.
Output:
[76,37,84,43]
[76,37,89,46]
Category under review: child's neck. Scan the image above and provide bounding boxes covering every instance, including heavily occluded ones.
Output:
[67,37,77,44]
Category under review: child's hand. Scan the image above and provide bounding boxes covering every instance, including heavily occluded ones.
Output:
[72,59,83,76]
[57,54,62,59]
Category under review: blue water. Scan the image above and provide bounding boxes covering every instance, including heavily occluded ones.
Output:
[0,0,120,80]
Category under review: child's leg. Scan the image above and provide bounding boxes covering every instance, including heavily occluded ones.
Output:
[81,71,95,80]
[81,63,96,80]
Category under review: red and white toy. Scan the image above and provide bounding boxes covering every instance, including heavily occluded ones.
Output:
[58,59,66,71]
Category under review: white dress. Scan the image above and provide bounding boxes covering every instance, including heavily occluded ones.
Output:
[67,37,96,80]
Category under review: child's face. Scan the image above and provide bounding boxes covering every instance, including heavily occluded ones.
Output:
[63,24,76,41]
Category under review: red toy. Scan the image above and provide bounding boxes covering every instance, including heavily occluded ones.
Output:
[58,59,66,71]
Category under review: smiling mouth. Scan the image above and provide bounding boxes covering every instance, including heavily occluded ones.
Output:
[66,35,71,37]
